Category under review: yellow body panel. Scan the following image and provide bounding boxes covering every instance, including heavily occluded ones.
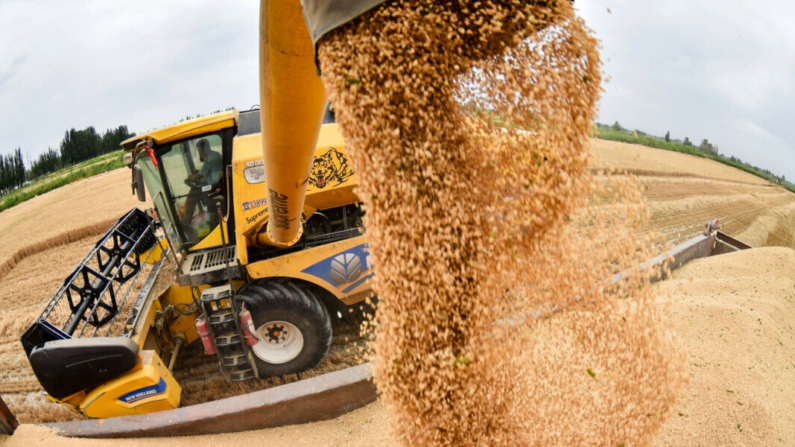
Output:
[79,350,180,418]
[140,238,168,264]
[158,283,203,346]
[45,390,87,414]
[131,297,162,350]
[189,223,229,252]
[247,235,372,306]
[120,111,238,150]
[232,124,360,252]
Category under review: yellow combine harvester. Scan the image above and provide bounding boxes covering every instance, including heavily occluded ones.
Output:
[20,0,389,419]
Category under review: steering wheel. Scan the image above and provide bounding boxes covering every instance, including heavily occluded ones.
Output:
[184,178,204,189]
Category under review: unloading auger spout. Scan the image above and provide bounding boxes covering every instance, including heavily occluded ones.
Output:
[255,0,387,247]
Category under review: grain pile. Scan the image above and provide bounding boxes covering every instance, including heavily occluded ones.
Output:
[318,1,684,445]
[654,247,795,445]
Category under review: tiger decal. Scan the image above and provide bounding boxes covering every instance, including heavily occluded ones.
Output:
[309,147,354,189]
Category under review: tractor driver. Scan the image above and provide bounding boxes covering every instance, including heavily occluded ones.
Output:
[181,138,223,237]
[188,138,222,185]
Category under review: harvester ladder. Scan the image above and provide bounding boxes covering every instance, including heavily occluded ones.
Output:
[200,285,257,381]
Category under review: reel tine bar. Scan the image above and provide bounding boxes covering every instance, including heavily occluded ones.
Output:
[20,208,157,355]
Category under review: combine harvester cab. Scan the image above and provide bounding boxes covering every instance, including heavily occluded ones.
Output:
[19,208,180,418]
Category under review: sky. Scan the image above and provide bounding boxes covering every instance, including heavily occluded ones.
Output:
[0,0,793,181]
[578,0,795,180]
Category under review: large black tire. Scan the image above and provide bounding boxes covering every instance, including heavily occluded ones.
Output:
[236,279,332,377]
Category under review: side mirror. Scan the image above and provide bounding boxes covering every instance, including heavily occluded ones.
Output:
[132,165,146,202]
[123,152,134,167]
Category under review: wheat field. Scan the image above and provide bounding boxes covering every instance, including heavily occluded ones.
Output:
[1,140,794,425]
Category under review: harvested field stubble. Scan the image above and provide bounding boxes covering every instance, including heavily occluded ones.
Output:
[589,139,771,185]
[320,1,684,445]
[0,169,141,268]
[0,238,100,423]
[0,218,116,284]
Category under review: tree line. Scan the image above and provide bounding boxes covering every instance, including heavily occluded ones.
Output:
[1,125,134,197]
[0,149,25,196]
[602,121,787,184]
[610,121,720,156]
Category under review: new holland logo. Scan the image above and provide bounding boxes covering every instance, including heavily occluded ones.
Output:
[301,244,373,293]
[330,253,362,285]
[118,378,167,404]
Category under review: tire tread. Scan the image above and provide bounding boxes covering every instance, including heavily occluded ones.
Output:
[236,279,332,377]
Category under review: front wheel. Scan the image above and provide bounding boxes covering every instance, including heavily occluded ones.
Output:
[236,280,331,377]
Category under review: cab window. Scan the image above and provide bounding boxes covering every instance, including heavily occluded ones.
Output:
[159,134,225,248]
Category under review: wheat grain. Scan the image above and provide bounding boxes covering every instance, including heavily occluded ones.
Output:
[318,1,685,445]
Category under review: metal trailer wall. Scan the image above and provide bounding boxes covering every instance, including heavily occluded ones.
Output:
[47,363,376,438]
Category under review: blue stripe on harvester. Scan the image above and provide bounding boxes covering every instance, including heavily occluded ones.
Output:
[301,244,371,289]
[342,273,375,294]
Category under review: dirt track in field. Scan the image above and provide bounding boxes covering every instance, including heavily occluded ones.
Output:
[590,138,771,185]
[641,177,795,248]
[589,141,795,251]
[1,140,794,436]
